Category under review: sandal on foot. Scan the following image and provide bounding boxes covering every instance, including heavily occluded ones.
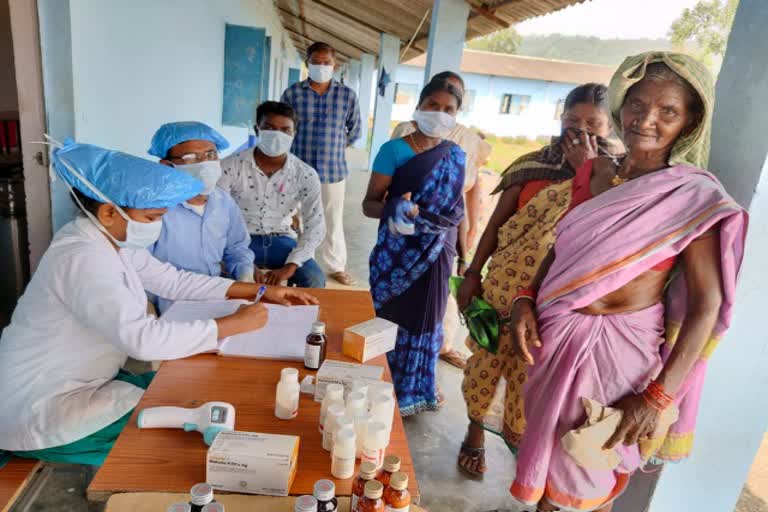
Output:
[457,441,486,479]
[439,349,468,369]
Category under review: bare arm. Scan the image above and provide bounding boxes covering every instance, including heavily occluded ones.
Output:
[456,185,521,309]
[606,231,723,449]
[362,173,393,219]
[464,180,482,247]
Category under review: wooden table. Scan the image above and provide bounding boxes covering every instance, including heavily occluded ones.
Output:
[88,289,419,503]
[0,458,40,512]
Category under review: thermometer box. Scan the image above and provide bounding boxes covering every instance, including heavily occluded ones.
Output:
[207,430,299,497]
[342,317,398,363]
[314,359,384,402]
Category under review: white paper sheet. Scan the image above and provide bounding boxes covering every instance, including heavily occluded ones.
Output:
[162,300,319,361]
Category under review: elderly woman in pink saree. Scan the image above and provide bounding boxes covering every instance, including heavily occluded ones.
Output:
[507,52,748,512]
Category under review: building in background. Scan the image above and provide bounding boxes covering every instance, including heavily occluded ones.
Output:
[393,49,614,138]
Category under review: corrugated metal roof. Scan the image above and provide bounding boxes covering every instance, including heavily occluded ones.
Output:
[277,0,597,63]
[405,49,616,85]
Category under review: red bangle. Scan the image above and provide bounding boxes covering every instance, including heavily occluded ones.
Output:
[642,380,674,411]
[514,286,536,300]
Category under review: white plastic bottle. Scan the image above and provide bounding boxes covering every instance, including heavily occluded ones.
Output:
[351,379,369,400]
[275,368,300,420]
[354,411,373,459]
[322,403,345,451]
[370,393,395,443]
[361,421,388,469]
[331,428,357,479]
[345,391,367,419]
[367,381,394,409]
[319,383,345,434]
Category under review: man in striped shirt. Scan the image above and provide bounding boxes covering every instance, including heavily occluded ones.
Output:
[280,41,361,286]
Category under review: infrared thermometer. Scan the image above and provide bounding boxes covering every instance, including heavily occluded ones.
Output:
[137,401,235,446]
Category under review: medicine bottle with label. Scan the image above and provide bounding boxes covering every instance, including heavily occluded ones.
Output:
[361,421,388,469]
[383,472,410,512]
[319,383,345,434]
[188,483,216,512]
[351,461,379,512]
[275,367,300,420]
[378,455,401,487]
[313,479,339,512]
[331,428,357,479]
[294,495,317,512]
[357,480,385,512]
[304,321,327,370]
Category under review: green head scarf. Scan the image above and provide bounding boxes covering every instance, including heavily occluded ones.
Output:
[608,51,715,169]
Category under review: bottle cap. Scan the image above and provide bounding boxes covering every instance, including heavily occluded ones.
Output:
[390,471,409,491]
[201,504,225,512]
[294,495,318,512]
[335,415,355,433]
[313,479,336,501]
[324,404,345,431]
[280,367,299,382]
[325,383,345,401]
[166,504,191,512]
[351,379,369,396]
[383,455,401,473]
[363,479,384,499]
[359,460,379,480]
[364,421,387,448]
[334,426,356,447]
[190,483,214,505]
[311,321,326,334]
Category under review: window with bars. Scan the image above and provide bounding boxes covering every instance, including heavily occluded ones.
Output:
[500,94,531,115]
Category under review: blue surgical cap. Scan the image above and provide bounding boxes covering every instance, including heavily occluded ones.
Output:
[52,140,204,209]
[148,121,230,159]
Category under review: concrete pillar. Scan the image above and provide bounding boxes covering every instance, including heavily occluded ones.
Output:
[346,59,361,97]
[369,33,399,168]
[647,1,768,511]
[355,53,375,150]
[423,0,469,83]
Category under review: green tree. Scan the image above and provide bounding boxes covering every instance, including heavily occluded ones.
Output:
[669,0,738,59]
[467,27,521,54]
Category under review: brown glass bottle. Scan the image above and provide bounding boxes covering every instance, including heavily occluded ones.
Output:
[351,461,379,511]
[304,321,327,370]
[382,472,411,511]
[357,480,385,512]
[377,455,401,487]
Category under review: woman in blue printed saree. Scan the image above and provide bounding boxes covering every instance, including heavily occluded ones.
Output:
[363,79,466,416]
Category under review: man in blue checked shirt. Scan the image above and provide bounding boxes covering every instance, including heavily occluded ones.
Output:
[148,121,256,313]
[280,41,361,286]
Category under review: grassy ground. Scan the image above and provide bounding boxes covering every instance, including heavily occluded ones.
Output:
[482,134,547,174]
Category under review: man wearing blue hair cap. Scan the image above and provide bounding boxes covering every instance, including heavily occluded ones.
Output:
[148,121,256,313]
[0,140,316,465]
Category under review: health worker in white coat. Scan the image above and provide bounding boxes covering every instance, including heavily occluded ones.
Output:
[0,140,317,466]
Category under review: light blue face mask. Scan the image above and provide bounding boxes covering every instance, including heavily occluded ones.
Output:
[57,155,163,249]
[174,160,221,195]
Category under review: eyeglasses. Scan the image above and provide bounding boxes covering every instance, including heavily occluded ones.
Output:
[167,149,218,164]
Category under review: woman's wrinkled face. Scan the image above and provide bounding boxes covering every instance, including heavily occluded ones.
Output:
[561,102,612,139]
[620,78,700,156]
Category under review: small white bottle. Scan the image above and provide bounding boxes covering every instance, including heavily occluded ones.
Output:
[322,404,345,451]
[275,368,300,420]
[370,393,395,443]
[346,391,367,419]
[331,428,357,479]
[361,421,388,469]
[294,495,317,512]
[351,379,369,400]
[319,383,345,434]
[354,412,373,459]
[367,381,394,409]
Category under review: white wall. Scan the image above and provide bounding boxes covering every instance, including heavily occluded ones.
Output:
[393,64,577,138]
[68,0,301,160]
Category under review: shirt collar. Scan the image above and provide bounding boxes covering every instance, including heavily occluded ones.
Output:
[301,79,338,91]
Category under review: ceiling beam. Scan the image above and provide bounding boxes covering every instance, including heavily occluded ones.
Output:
[278,7,374,55]
[306,0,389,41]
[467,2,511,28]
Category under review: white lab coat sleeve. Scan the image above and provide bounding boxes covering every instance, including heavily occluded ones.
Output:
[127,249,234,301]
[62,248,220,361]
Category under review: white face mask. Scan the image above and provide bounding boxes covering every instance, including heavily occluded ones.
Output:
[257,130,294,157]
[308,64,334,84]
[58,156,164,250]
[174,160,221,195]
[412,110,456,138]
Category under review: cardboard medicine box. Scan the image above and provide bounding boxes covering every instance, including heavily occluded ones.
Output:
[314,359,384,402]
[207,430,299,496]
[342,317,398,363]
